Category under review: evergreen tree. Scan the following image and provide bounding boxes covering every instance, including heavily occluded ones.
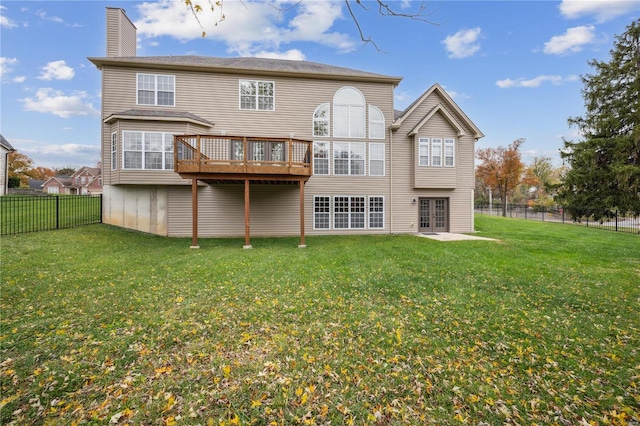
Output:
[557,20,640,219]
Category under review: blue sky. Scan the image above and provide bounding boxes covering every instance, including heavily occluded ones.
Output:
[1,0,638,169]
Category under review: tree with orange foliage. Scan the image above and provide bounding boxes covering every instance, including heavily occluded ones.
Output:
[8,151,55,187]
[475,138,525,216]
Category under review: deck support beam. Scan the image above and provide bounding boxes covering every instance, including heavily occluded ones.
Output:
[299,180,306,248]
[243,179,252,249]
[190,179,199,249]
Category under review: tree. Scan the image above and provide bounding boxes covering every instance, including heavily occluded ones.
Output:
[520,156,561,209]
[184,0,438,50]
[8,151,55,187]
[556,19,640,219]
[55,166,76,176]
[475,139,525,216]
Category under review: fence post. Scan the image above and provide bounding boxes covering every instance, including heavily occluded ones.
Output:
[100,194,103,223]
[56,196,60,230]
[615,210,618,232]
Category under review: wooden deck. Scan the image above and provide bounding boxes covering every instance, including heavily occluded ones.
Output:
[174,135,312,183]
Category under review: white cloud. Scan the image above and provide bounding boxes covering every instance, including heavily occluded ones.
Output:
[13,76,26,83]
[38,60,75,80]
[36,9,63,23]
[11,138,100,168]
[134,0,354,56]
[0,57,18,79]
[21,88,99,118]
[543,25,596,55]
[496,74,578,88]
[442,27,482,59]
[559,0,638,22]
[1,7,18,28]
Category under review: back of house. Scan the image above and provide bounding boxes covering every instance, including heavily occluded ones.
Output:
[89,7,483,240]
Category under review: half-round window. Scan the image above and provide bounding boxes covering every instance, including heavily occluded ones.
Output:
[313,103,330,137]
[333,87,365,138]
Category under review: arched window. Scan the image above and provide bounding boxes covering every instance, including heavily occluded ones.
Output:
[313,103,330,137]
[333,87,365,138]
[368,105,385,139]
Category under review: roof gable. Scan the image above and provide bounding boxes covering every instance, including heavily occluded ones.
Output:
[0,134,16,151]
[393,83,484,139]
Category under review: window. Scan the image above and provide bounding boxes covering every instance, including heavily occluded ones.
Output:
[368,105,385,139]
[47,186,59,194]
[111,132,117,170]
[313,103,330,137]
[369,143,385,176]
[334,142,365,175]
[369,196,384,228]
[334,196,365,229]
[333,87,365,138]
[431,138,443,166]
[123,131,174,170]
[419,138,430,166]
[314,196,330,229]
[444,138,455,166]
[240,80,274,111]
[313,142,329,175]
[137,74,175,106]
[80,176,86,184]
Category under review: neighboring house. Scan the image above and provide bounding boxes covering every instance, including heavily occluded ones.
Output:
[29,179,46,191]
[42,175,74,195]
[1,134,16,196]
[88,8,483,245]
[41,167,102,195]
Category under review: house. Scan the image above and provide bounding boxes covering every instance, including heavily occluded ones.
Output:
[41,167,102,195]
[88,8,483,246]
[1,134,16,196]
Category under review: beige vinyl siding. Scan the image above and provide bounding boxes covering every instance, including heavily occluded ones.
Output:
[391,90,477,234]
[106,8,136,57]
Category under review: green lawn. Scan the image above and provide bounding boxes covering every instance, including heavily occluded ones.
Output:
[1,216,638,425]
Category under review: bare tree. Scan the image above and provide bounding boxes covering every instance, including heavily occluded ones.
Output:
[184,0,439,50]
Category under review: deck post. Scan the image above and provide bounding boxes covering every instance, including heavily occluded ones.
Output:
[190,178,199,249]
[243,179,252,249]
[299,179,306,248]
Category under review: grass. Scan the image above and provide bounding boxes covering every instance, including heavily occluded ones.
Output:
[1,215,638,425]
[0,194,102,236]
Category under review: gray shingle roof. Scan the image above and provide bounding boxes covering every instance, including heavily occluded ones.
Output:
[0,134,16,151]
[88,55,402,84]
[105,109,214,126]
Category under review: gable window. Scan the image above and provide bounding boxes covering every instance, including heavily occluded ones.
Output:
[431,138,443,166]
[240,80,274,111]
[123,131,174,170]
[334,142,365,175]
[314,196,330,229]
[419,138,430,166]
[137,74,175,106]
[313,142,329,175]
[369,143,385,176]
[368,105,385,139]
[111,132,117,170]
[369,196,384,228]
[334,87,365,138]
[313,103,330,137]
[334,196,365,229]
[444,138,455,166]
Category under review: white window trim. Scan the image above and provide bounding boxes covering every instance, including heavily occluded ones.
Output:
[333,86,366,138]
[313,141,330,176]
[333,142,366,176]
[313,195,331,230]
[419,138,430,167]
[111,132,117,171]
[122,131,175,171]
[444,138,456,167]
[239,80,275,111]
[136,73,175,107]
[369,143,385,176]
[431,138,443,167]
[333,195,366,229]
[368,105,385,140]
[368,196,385,229]
[313,103,330,137]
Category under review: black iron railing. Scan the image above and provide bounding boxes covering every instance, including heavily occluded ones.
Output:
[0,194,102,236]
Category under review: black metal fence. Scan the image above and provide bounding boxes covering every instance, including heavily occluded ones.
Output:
[0,194,102,236]
[475,203,640,234]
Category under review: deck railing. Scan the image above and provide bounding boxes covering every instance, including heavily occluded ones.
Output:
[174,135,312,177]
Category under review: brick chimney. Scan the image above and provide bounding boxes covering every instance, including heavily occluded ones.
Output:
[106,7,137,57]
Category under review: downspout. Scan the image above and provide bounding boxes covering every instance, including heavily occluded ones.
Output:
[389,127,393,234]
